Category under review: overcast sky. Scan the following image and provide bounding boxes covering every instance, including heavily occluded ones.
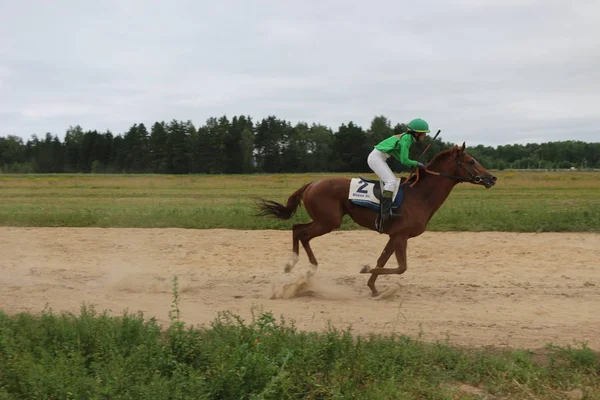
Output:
[1,0,599,146]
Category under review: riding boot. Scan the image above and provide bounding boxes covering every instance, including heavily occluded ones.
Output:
[381,190,394,220]
[377,190,394,233]
[386,190,403,218]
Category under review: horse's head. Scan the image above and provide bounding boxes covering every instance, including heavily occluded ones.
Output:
[449,142,497,188]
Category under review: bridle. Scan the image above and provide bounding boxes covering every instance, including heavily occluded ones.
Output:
[404,153,486,188]
[449,155,485,184]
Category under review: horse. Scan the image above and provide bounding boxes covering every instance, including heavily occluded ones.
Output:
[253,143,497,296]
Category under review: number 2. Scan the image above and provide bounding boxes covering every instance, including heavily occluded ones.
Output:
[357,180,368,193]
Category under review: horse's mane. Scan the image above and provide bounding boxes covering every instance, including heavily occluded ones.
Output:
[425,147,455,168]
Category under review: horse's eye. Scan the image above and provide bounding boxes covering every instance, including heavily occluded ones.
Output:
[469,160,476,165]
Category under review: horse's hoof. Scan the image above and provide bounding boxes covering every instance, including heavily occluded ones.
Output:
[284,254,298,273]
[371,292,380,297]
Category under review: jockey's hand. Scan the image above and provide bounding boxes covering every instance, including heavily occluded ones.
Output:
[417,162,425,168]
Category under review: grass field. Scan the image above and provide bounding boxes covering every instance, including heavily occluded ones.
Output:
[1,295,598,399]
[1,171,599,399]
[1,170,599,232]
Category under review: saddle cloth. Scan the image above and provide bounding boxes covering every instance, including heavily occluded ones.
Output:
[348,176,403,212]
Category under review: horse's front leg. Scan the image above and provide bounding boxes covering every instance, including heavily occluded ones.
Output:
[360,238,395,273]
[360,235,408,297]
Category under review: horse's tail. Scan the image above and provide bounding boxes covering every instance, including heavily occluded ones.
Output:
[253,182,312,220]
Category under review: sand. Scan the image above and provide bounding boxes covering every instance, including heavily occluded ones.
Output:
[1,227,599,349]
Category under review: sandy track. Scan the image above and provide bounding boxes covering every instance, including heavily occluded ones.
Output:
[1,227,599,349]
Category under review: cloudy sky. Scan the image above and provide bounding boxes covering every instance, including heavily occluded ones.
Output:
[1,0,599,146]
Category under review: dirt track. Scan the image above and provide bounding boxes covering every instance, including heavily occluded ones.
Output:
[1,227,599,349]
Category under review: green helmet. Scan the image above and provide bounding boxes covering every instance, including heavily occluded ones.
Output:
[407,118,430,133]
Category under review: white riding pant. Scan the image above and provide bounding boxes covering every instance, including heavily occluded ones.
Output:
[367,149,397,192]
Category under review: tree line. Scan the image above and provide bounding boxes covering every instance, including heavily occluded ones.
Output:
[1,115,599,174]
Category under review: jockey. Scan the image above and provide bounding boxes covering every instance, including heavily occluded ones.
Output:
[367,118,430,225]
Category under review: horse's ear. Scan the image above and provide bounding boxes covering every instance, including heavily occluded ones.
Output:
[460,142,466,153]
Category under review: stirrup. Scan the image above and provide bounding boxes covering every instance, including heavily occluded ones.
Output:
[376,208,388,233]
[376,216,385,233]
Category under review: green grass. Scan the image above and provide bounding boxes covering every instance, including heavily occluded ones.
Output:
[1,298,598,399]
[1,171,599,232]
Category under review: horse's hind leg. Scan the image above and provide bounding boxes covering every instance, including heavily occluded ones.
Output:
[284,183,344,274]
[284,220,340,275]
[284,222,312,273]
[299,222,339,276]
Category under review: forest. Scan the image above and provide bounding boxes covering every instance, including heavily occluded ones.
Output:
[1,115,599,173]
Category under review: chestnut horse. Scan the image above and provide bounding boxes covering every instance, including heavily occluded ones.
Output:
[253,143,497,296]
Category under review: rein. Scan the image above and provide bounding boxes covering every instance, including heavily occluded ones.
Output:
[404,157,484,188]
[402,131,484,188]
